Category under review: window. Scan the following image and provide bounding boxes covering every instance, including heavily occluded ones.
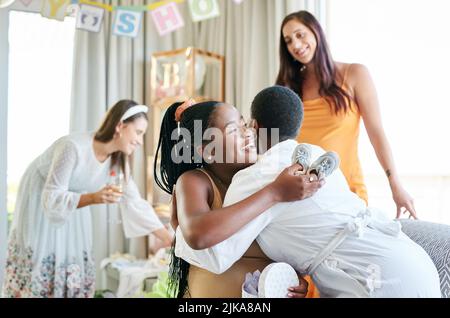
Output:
[0,9,75,286]
[7,11,75,225]
[328,0,450,224]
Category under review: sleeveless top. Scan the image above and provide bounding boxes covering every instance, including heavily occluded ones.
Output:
[186,168,273,298]
[296,65,368,204]
[185,168,319,298]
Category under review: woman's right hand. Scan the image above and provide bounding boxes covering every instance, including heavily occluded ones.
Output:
[269,163,324,202]
[91,185,123,204]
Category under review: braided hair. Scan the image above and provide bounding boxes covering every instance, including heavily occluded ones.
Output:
[154,100,221,298]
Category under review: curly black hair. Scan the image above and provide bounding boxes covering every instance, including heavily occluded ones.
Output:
[251,85,304,141]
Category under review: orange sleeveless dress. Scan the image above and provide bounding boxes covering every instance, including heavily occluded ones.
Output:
[296,65,368,204]
[186,169,319,298]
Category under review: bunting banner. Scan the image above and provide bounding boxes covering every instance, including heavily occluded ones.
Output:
[112,9,143,38]
[188,0,220,22]
[76,4,104,32]
[41,0,71,21]
[151,2,184,36]
[31,0,245,37]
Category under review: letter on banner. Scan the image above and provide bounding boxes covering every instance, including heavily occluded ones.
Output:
[151,2,184,36]
[41,0,71,21]
[19,0,33,7]
[76,4,104,33]
[188,0,220,22]
[112,10,142,38]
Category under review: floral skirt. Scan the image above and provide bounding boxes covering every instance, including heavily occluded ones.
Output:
[2,230,95,298]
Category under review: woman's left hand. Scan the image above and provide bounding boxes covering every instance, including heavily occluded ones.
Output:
[392,185,418,219]
[287,275,309,298]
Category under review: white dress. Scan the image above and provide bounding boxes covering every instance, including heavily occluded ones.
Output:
[2,132,164,298]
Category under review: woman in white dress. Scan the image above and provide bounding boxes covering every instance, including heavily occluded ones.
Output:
[2,100,172,298]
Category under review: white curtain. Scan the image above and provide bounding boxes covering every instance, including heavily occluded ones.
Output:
[70,0,324,291]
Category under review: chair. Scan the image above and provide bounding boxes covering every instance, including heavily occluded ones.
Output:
[399,219,450,298]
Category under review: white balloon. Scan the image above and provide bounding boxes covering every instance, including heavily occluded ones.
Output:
[194,55,206,90]
[173,54,206,90]
[156,54,206,92]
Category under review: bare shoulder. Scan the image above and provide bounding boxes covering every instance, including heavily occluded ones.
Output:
[176,169,213,202]
[347,63,371,83]
[177,169,211,191]
[175,169,215,219]
[334,62,349,74]
[334,62,352,85]
[335,61,368,76]
[335,63,371,92]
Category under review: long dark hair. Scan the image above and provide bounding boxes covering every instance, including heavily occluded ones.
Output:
[154,100,221,298]
[275,10,352,114]
[95,99,148,178]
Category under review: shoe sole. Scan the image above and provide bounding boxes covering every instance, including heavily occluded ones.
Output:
[308,151,340,179]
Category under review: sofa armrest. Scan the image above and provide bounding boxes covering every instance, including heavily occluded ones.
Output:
[399,219,450,298]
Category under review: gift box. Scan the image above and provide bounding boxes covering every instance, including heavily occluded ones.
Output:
[242,262,299,298]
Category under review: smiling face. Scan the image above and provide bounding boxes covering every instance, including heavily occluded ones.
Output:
[282,19,317,65]
[116,116,148,155]
[205,103,257,166]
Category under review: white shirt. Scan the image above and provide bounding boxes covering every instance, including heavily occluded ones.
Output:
[175,140,441,297]
[175,139,364,271]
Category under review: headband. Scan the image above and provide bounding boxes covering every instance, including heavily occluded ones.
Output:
[120,105,148,122]
[175,99,196,122]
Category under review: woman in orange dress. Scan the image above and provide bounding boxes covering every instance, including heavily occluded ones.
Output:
[276,10,417,219]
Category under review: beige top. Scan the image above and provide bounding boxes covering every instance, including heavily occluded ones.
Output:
[186,168,273,298]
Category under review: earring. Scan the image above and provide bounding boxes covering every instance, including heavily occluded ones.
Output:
[300,65,306,72]
[207,155,212,161]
